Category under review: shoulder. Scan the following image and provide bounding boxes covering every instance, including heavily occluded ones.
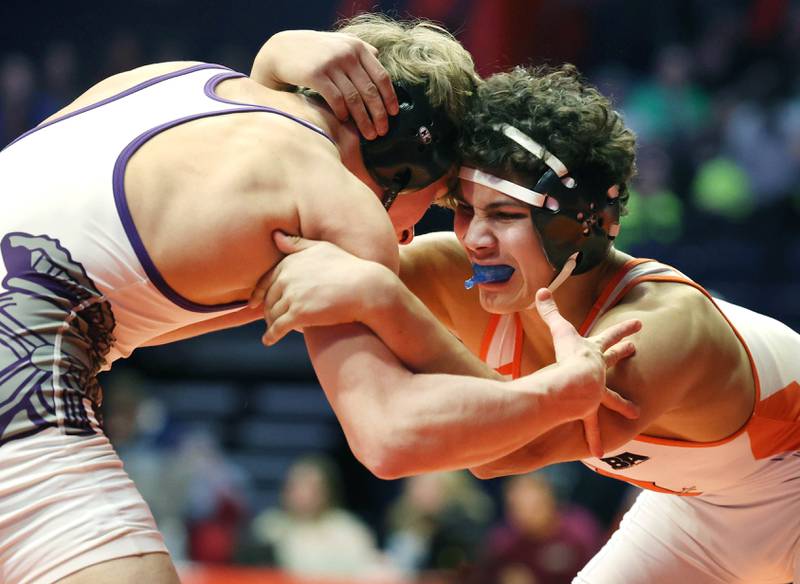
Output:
[44,62,209,123]
[400,231,468,279]
[400,232,486,340]
[281,156,399,271]
[595,280,724,425]
[400,231,473,310]
[598,280,717,358]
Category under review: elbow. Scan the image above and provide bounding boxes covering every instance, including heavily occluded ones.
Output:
[469,465,503,480]
[346,422,420,480]
[361,452,412,481]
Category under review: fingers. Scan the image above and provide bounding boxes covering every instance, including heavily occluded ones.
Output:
[248,265,278,309]
[262,312,294,346]
[594,318,642,351]
[312,74,350,123]
[358,45,399,118]
[329,41,397,139]
[273,230,316,254]
[345,60,390,136]
[582,413,605,459]
[263,280,287,321]
[535,288,575,339]
[601,387,640,420]
[603,340,636,368]
[330,69,376,140]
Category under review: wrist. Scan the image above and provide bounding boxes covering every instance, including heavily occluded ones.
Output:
[361,265,404,326]
[251,33,290,90]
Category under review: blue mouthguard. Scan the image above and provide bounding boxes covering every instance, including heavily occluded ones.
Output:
[464,264,515,289]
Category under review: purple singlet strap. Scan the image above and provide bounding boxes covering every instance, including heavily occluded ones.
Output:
[3,63,231,152]
[112,109,276,314]
[204,71,335,145]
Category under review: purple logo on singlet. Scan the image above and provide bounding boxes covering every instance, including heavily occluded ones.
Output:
[0,232,115,446]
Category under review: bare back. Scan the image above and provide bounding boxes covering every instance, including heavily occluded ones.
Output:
[46,62,397,341]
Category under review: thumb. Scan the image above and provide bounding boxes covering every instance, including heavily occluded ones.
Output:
[535,287,574,344]
[273,230,317,254]
[535,288,560,325]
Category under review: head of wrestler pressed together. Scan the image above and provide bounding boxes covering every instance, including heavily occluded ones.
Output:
[331,14,479,244]
[451,65,637,312]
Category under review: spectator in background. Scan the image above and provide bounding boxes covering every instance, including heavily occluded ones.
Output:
[623,45,710,145]
[468,473,603,584]
[614,144,683,253]
[0,54,42,146]
[104,372,251,564]
[385,471,493,577]
[251,454,395,580]
[181,427,251,564]
[104,371,190,561]
[40,41,81,112]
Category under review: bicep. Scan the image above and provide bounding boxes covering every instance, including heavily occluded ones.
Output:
[300,171,400,272]
[303,323,409,428]
[588,302,703,448]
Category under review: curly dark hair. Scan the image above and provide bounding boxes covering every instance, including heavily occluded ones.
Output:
[455,64,636,213]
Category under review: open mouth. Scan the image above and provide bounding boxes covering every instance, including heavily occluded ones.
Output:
[464,264,515,289]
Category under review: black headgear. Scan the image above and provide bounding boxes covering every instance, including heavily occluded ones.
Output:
[530,167,621,276]
[459,124,620,281]
[360,82,457,210]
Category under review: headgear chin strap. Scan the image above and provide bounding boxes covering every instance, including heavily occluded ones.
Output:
[360,82,457,210]
[459,123,621,290]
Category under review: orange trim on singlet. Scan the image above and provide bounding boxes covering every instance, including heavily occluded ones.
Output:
[747,381,800,459]
[578,258,654,336]
[591,466,703,496]
[587,271,764,449]
[480,314,501,362]
[480,313,524,377]
[512,313,523,379]
[497,363,514,376]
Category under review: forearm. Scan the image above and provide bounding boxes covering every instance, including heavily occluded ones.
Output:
[469,423,586,478]
[362,268,501,379]
[305,323,568,478]
[471,411,638,479]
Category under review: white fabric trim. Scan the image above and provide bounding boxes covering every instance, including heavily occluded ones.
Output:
[496,124,570,178]
[548,252,579,292]
[485,314,517,376]
[459,167,546,207]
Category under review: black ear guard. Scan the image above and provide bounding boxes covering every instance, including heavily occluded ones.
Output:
[360,82,457,210]
[531,168,620,275]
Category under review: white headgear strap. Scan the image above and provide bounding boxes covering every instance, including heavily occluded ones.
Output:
[458,167,547,207]
[495,124,572,179]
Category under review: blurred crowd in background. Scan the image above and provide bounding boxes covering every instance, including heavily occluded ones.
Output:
[2,0,798,582]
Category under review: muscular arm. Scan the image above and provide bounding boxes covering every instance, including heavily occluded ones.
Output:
[305,321,598,478]
[291,173,602,477]
[361,232,494,377]
[470,285,711,478]
[350,265,500,378]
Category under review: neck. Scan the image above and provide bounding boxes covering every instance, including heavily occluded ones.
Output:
[298,95,370,179]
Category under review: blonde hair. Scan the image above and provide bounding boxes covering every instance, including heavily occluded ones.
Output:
[336,13,480,123]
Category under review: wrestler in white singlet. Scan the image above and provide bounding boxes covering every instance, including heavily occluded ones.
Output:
[0,63,330,584]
